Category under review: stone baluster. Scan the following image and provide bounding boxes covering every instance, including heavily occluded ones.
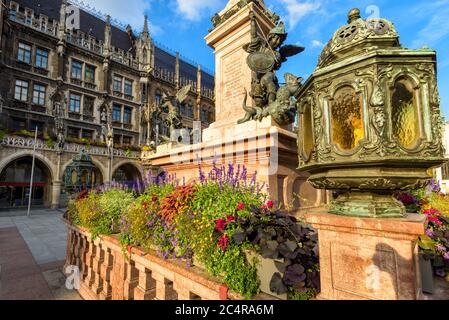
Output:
[99,247,113,300]
[83,236,96,289]
[64,229,74,271]
[123,261,139,300]
[174,281,194,301]
[79,235,88,282]
[134,263,156,300]
[91,239,104,295]
[152,272,177,300]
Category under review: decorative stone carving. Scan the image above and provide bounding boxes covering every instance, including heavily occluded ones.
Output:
[159,85,191,143]
[296,8,446,218]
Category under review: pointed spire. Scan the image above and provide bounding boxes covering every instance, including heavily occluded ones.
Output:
[143,15,149,36]
[59,0,67,26]
[104,15,112,49]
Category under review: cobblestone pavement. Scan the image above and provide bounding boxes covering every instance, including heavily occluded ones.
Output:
[0,210,81,300]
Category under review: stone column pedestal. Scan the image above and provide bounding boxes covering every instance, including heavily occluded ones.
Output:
[305,209,426,300]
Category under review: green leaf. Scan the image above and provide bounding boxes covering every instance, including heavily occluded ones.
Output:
[418,235,436,251]
[270,272,288,295]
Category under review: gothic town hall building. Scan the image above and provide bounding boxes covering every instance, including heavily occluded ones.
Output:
[0,0,215,209]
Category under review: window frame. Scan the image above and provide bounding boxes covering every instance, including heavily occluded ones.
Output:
[124,79,133,96]
[112,104,122,122]
[84,64,95,84]
[83,95,95,116]
[32,83,46,106]
[113,75,123,93]
[35,48,49,69]
[123,106,132,124]
[69,93,82,113]
[71,60,83,80]
[17,42,32,64]
[14,79,29,102]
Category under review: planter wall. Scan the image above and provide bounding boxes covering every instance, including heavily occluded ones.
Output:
[64,221,250,300]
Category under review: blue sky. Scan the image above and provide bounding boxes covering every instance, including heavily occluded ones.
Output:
[81,0,449,119]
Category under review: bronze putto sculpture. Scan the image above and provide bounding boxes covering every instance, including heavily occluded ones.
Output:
[238,12,304,125]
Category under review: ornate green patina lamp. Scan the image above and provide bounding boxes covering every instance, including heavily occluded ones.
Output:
[297,8,446,218]
[63,150,99,192]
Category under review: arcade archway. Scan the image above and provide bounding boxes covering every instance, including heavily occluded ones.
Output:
[112,163,142,187]
[0,157,52,208]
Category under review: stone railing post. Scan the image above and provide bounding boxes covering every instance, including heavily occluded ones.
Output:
[83,236,96,289]
[91,239,104,295]
[123,261,139,300]
[99,247,114,300]
[153,272,177,300]
[134,263,156,300]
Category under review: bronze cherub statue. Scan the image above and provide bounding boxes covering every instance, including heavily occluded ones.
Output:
[238,11,305,125]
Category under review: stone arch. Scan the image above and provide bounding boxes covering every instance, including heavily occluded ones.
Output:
[112,160,143,184]
[0,151,55,208]
[60,156,108,182]
[0,150,55,181]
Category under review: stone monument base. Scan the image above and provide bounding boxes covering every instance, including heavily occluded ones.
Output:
[305,209,426,300]
[142,119,326,209]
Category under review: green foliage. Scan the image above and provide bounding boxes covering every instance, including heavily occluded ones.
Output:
[203,244,260,299]
[0,129,5,141]
[288,287,318,300]
[69,166,319,299]
[76,189,134,239]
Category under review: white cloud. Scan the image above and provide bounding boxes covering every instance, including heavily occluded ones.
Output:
[175,0,224,21]
[278,0,321,30]
[71,0,159,34]
[311,39,324,48]
[412,5,449,48]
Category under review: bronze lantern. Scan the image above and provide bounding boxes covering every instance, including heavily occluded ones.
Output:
[296,8,446,218]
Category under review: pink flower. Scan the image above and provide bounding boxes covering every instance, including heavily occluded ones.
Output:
[215,219,227,232]
[218,235,230,252]
[428,216,442,225]
[227,215,236,223]
[266,200,274,209]
[236,203,245,211]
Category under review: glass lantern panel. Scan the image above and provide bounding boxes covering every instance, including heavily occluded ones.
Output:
[81,170,88,185]
[331,86,365,151]
[71,170,77,185]
[302,103,314,158]
[391,78,420,149]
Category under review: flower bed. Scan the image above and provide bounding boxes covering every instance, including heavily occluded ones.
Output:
[66,163,320,300]
[396,180,449,278]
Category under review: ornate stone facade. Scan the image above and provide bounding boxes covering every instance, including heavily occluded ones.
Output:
[0,0,215,209]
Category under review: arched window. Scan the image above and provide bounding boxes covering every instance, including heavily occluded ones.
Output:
[391,77,420,149]
[330,86,364,151]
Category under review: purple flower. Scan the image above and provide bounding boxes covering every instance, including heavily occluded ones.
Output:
[425,229,434,237]
[444,252,449,261]
[436,244,446,252]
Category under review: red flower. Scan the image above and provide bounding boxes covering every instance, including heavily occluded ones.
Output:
[218,235,230,252]
[227,215,236,223]
[266,200,274,209]
[215,219,227,232]
[142,201,149,210]
[152,194,158,204]
[428,216,442,225]
[236,203,245,211]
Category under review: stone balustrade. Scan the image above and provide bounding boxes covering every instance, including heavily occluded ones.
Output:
[64,221,248,300]
[0,135,140,159]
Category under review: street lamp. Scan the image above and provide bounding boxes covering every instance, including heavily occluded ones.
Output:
[297,8,446,218]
